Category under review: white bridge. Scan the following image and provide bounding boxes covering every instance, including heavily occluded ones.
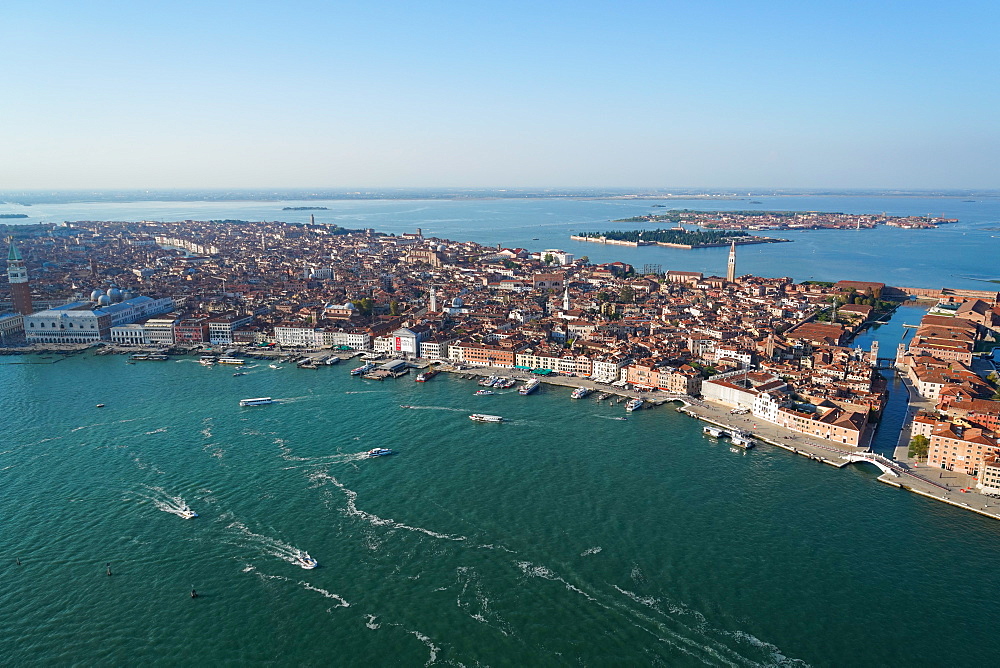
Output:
[841,452,905,477]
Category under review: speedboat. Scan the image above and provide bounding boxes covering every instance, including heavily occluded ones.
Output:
[269,364,281,369]
[367,448,394,458]
[233,372,246,376]
[295,551,318,569]
[179,505,198,519]
[469,413,504,423]
[475,389,495,396]
[611,416,628,421]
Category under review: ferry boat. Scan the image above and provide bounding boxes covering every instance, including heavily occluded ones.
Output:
[625,398,644,412]
[239,397,274,407]
[295,551,319,569]
[475,389,495,396]
[730,431,756,449]
[218,357,244,365]
[324,356,340,365]
[469,413,504,423]
[146,353,169,361]
[179,505,198,519]
[519,378,541,395]
[367,448,394,458]
[570,387,593,399]
[703,426,728,438]
[351,363,375,376]
[415,368,439,382]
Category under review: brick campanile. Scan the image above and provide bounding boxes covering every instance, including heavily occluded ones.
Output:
[7,239,33,316]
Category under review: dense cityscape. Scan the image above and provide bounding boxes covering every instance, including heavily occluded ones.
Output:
[3,216,1000,511]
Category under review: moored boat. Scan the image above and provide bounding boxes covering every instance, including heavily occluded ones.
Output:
[570,387,593,399]
[703,425,728,438]
[415,368,439,382]
[731,431,756,449]
[519,378,541,395]
[351,363,375,376]
[625,398,644,412]
[469,413,504,423]
[218,356,245,365]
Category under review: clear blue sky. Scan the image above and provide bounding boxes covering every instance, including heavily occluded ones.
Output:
[2,0,997,189]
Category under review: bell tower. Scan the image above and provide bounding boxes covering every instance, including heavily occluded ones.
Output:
[7,239,33,316]
[726,241,736,283]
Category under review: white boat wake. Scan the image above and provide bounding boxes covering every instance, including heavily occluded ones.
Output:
[134,485,195,517]
[224,518,319,568]
[307,470,467,542]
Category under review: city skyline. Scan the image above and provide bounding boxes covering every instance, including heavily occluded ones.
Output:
[3,0,998,190]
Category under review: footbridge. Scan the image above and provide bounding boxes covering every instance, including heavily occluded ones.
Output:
[841,452,905,477]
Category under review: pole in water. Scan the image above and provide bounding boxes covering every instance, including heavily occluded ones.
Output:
[16,558,21,566]
[190,586,198,598]
[106,562,112,576]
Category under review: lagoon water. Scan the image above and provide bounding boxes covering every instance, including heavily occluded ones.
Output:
[5,311,1000,666]
[3,196,1000,665]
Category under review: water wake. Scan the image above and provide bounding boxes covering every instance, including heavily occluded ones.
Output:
[224,519,317,568]
[241,564,349,607]
[308,471,467,542]
[134,485,194,518]
[581,546,603,556]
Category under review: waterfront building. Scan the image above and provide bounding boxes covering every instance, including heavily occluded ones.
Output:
[208,314,253,345]
[0,312,25,344]
[926,422,999,475]
[25,296,174,344]
[6,240,33,316]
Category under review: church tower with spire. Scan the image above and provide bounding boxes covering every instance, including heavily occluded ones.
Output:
[726,240,736,283]
[7,239,33,316]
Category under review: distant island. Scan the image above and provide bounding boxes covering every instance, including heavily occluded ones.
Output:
[571,228,788,249]
[613,209,957,230]
[282,206,329,211]
[0,213,28,218]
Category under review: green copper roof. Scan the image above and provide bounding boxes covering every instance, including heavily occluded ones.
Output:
[8,239,21,262]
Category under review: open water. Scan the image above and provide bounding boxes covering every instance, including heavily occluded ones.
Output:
[3,197,1000,665]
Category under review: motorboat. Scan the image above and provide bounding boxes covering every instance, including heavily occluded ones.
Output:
[519,378,541,395]
[570,387,593,399]
[367,448,394,458]
[233,372,247,376]
[469,414,504,423]
[179,505,198,519]
[475,389,495,396]
[295,551,318,569]
[239,397,274,407]
[625,398,644,412]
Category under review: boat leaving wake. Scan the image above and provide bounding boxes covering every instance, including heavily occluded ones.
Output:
[224,518,319,568]
[134,485,194,518]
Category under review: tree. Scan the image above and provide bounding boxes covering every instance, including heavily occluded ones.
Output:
[909,434,930,460]
[618,286,635,304]
[389,300,400,316]
[543,253,554,265]
[579,255,589,264]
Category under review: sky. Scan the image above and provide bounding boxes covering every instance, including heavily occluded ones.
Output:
[1,0,998,190]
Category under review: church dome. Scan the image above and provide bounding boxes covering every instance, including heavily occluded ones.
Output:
[90,289,104,302]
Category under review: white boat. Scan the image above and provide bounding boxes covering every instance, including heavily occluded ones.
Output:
[479,375,498,387]
[570,387,593,399]
[325,356,340,365]
[351,363,375,376]
[199,357,217,366]
[295,551,318,569]
[239,397,274,407]
[703,426,728,438]
[625,398,644,412]
[731,431,756,449]
[469,413,504,423]
[519,378,541,395]
[367,448,394,458]
[218,357,245,365]
[475,389,495,396]
[179,505,198,519]
[269,363,281,369]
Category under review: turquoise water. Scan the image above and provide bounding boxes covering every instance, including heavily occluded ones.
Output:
[4,342,1000,666]
[2,195,999,289]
